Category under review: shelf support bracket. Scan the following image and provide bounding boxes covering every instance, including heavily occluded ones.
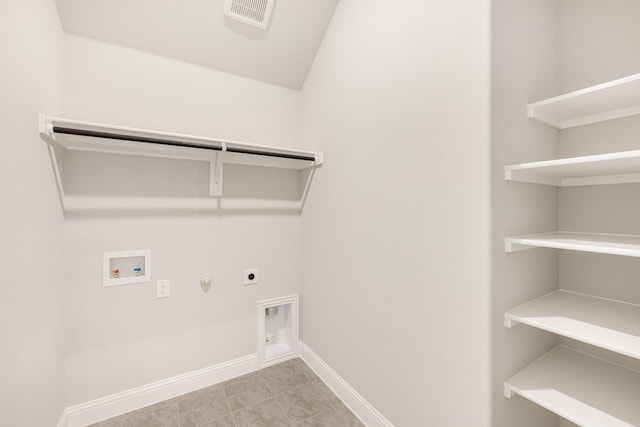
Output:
[504,383,516,398]
[38,114,65,210]
[504,315,520,328]
[210,143,226,197]
[298,154,324,211]
[47,144,66,210]
[505,238,536,253]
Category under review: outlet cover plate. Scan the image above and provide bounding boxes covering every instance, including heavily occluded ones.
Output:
[157,279,170,298]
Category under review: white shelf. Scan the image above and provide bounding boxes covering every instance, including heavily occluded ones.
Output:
[505,149,640,187]
[40,115,320,168]
[38,114,322,207]
[506,290,640,360]
[528,72,640,129]
[505,231,640,257]
[62,196,306,212]
[505,346,640,427]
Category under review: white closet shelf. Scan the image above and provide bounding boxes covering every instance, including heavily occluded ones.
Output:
[40,114,322,170]
[505,149,640,186]
[62,196,305,212]
[38,114,322,207]
[505,346,640,427]
[528,72,640,129]
[506,290,640,360]
[505,231,640,257]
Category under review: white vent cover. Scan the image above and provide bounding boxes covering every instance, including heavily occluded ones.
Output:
[224,0,276,30]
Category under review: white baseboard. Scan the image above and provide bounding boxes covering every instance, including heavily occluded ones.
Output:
[299,341,394,427]
[58,343,392,427]
[58,353,259,427]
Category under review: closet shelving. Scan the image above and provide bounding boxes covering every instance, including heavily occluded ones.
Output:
[505,290,640,360]
[505,231,640,257]
[527,72,640,129]
[38,114,322,211]
[505,149,640,187]
[505,346,640,427]
[505,73,640,426]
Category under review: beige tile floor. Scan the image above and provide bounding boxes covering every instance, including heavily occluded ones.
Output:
[88,358,366,427]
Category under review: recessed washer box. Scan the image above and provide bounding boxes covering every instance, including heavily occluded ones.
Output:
[103,250,151,286]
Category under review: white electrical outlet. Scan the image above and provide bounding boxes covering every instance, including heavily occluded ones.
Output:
[243,268,259,285]
[157,279,170,298]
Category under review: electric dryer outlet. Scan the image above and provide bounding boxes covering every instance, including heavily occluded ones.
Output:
[243,268,259,285]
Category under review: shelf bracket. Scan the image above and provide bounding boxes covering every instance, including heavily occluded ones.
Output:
[39,114,65,210]
[504,315,520,328]
[47,144,66,210]
[210,143,226,197]
[505,238,536,253]
[504,383,516,398]
[38,114,323,209]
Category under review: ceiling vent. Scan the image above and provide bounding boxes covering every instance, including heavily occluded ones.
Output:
[224,0,276,30]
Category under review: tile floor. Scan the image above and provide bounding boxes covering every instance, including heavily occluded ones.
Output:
[88,358,366,427]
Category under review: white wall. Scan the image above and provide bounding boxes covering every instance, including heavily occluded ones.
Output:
[300,0,492,425]
[558,0,640,94]
[0,1,67,426]
[62,35,303,147]
[60,35,306,404]
[557,0,640,159]
[491,0,560,426]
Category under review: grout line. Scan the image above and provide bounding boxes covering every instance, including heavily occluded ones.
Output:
[309,379,337,412]
[219,383,237,427]
[311,383,348,422]
[307,375,362,425]
[272,391,294,426]
[173,399,180,427]
[223,370,279,426]
[229,394,275,415]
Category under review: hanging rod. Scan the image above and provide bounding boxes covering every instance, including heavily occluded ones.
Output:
[39,113,322,205]
[52,126,316,162]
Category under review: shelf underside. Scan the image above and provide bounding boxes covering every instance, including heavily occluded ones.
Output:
[527,72,640,129]
[54,129,317,171]
[506,290,640,360]
[505,231,640,257]
[505,149,640,187]
[506,346,640,427]
[39,114,321,207]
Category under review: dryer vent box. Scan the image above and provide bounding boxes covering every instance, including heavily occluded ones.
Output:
[224,0,275,30]
[258,295,298,367]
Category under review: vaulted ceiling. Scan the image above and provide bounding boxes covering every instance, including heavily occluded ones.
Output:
[55,0,340,90]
